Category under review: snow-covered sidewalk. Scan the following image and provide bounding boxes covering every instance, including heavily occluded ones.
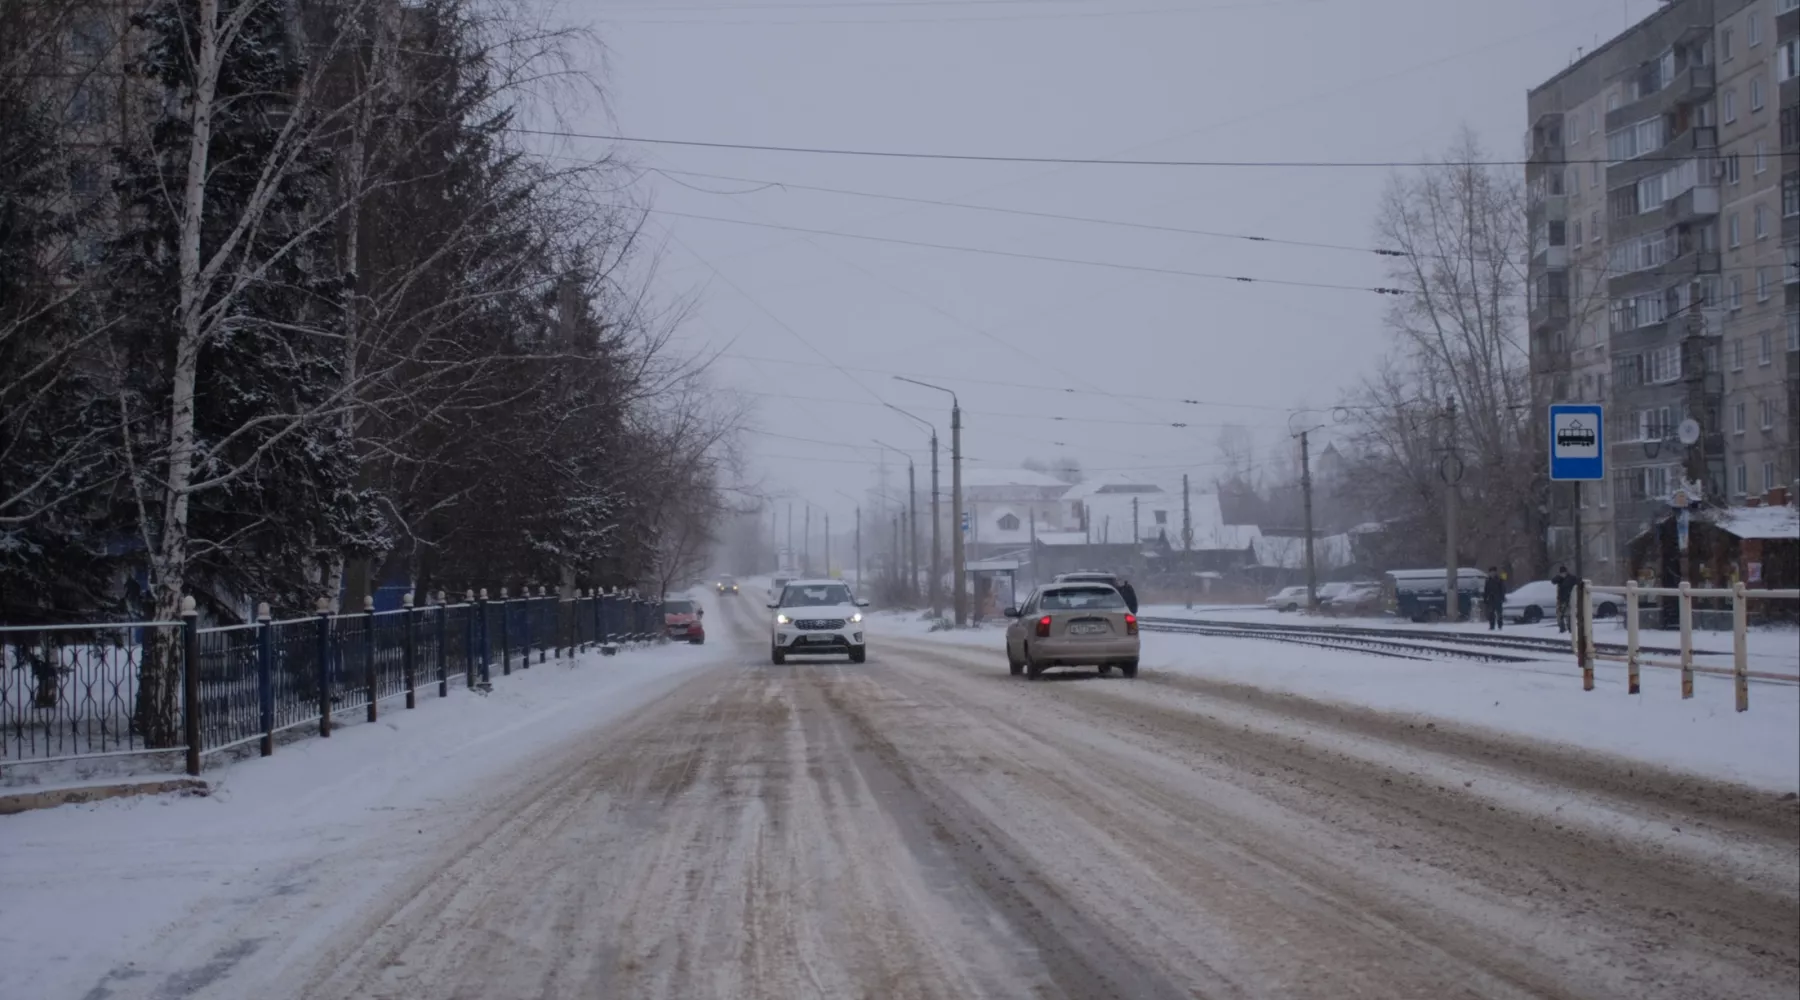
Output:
[0,641,718,1000]
[867,612,1800,794]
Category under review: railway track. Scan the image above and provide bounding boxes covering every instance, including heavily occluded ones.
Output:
[1139,616,1722,659]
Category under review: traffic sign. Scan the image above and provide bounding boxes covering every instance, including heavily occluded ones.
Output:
[960,511,969,534]
[1548,404,1604,481]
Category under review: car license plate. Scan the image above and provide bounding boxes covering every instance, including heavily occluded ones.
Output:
[1069,623,1107,635]
[803,634,831,643]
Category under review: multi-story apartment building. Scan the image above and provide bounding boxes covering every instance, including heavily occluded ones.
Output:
[1528,0,1798,583]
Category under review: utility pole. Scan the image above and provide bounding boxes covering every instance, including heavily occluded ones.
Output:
[1132,495,1139,554]
[1029,508,1038,589]
[825,512,831,578]
[804,504,811,576]
[895,378,963,625]
[1300,430,1318,613]
[855,506,861,588]
[1444,397,1460,622]
[907,460,918,601]
[1183,474,1193,610]
[770,507,778,572]
[786,503,793,573]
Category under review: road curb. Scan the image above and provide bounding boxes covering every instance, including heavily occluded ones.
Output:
[0,777,211,816]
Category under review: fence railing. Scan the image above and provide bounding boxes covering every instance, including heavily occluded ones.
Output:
[1575,581,1800,712]
[3,589,668,773]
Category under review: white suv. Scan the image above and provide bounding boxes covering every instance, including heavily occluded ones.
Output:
[769,579,870,664]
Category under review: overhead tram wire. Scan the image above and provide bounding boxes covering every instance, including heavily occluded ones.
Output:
[603,0,1340,26]
[735,387,1290,429]
[642,166,1788,282]
[490,122,1728,171]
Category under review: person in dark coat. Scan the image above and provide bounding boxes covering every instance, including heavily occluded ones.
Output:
[1117,578,1139,615]
[1483,566,1506,630]
[1552,565,1576,633]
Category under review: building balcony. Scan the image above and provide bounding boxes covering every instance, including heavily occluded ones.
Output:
[1534,244,1569,268]
[1530,295,1569,330]
[1664,184,1720,222]
[1604,67,1716,135]
[1529,193,1569,222]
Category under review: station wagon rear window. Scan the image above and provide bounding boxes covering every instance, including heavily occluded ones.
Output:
[1039,587,1125,610]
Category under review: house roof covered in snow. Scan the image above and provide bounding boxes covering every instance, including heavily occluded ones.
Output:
[1711,505,1800,540]
[1033,531,1092,547]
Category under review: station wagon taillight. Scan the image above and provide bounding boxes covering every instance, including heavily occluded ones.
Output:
[1125,613,1137,635]
[1036,615,1052,637]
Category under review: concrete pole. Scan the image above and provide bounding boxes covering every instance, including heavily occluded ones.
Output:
[908,459,919,602]
[952,402,965,626]
[929,432,941,617]
[1301,430,1318,613]
[1444,398,1460,622]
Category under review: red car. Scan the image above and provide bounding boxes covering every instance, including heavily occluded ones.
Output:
[663,598,705,645]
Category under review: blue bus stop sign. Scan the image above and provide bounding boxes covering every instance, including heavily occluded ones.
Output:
[1548,404,1604,481]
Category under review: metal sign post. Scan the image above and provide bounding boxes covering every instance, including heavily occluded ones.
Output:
[1549,404,1605,690]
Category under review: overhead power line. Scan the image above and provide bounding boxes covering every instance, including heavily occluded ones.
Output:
[500,122,1728,170]
[650,209,1408,296]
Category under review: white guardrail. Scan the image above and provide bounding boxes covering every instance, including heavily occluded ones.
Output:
[1574,581,1800,712]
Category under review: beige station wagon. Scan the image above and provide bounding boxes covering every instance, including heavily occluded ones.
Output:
[1002,583,1140,679]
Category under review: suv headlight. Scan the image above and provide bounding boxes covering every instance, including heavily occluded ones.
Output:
[776,613,791,625]
[849,612,863,623]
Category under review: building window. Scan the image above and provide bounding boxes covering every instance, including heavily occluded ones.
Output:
[1153,510,1167,525]
[1766,463,1778,491]
[1728,275,1743,310]
[69,18,109,59]
[1734,401,1747,433]
[1748,15,1761,47]
[996,513,1019,531]
[1588,108,1597,136]
[1722,28,1734,61]
[1756,205,1769,239]
[1762,399,1774,429]
[68,159,99,197]
[1787,242,1800,284]
[67,82,98,125]
[1754,141,1767,175]
[1590,163,1599,190]
[1784,173,1799,217]
[1790,310,1800,351]
[1731,338,1745,370]
[1736,464,1748,495]
[1729,213,1741,247]
[1589,210,1600,240]
[1758,268,1771,302]
[1750,76,1763,111]
[1781,39,1799,81]
[1571,219,1583,246]
[1760,331,1773,365]
[1723,89,1736,123]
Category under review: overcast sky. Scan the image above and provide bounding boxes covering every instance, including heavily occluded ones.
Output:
[553,0,1668,525]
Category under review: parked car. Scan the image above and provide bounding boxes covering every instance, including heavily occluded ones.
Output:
[716,576,739,595]
[1265,585,1309,612]
[1003,583,1140,679]
[1323,583,1383,617]
[1504,580,1619,623]
[663,598,705,644]
[768,579,869,664]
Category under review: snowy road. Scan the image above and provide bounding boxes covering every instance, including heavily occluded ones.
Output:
[6,596,1798,999]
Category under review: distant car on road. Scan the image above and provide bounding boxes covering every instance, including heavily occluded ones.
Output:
[663,598,705,645]
[1266,585,1309,612]
[1322,582,1383,617]
[716,576,739,595]
[768,579,869,664]
[1003,583,1140,680]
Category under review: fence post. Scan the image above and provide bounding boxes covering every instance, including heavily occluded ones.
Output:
[436,591,448,698]
[315,597,333,737]
[181,596,201,777]
[1676,582,1693,699]
[477,589,491,686]
[1577,580,1593,691]
[257,601,274,756]
[591,590,602,652]
[499,588,512,677]
[1733,581,1748,713]
[464,590,477,687]
[540,587,554,661]
[364,595,378,723]
[403,593,417,710]
[1625,582,1648,698]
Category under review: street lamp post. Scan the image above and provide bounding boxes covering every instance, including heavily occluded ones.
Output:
[895,377,963,626]
[884,404,941,618]
[834,490,861,588]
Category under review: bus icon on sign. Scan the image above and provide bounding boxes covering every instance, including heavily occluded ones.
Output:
[1556,421,1596,449]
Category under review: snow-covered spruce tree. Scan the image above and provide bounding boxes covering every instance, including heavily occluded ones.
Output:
[109,0,376,743]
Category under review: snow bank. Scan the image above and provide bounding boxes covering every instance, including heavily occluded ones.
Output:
[0,642,716,1000]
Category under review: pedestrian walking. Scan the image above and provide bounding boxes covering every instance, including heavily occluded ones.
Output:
[1552,565,1577,633]
[1483,566,1506,631]
[1117,578,1139,615]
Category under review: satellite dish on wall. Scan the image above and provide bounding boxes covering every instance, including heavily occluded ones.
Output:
[1678,418,1701,446]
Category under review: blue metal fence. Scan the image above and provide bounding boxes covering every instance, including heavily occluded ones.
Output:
[2,590,671,775]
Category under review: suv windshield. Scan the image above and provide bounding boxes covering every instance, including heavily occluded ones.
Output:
[781,583,852,607]
[1040,587,1125,611]
[663,600,695,614]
